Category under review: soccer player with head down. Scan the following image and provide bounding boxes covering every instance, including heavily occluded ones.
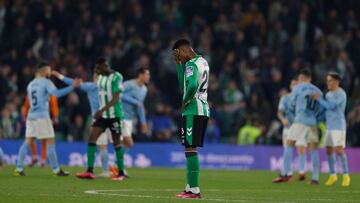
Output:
[76,58,127,181]
[14,62,81,176]
[312,72,351,187]
[173,39,210,199]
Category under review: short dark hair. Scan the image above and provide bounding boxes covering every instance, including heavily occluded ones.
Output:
[298,68,312,78]
[328,71,341,81]
[95,57,107,65]
[172,39,191,50]
[136,67,149,77]
[37,62,50,71]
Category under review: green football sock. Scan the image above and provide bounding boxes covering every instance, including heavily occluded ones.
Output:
[87,143,97,173]
[186,152,200,188]
[115,147,125,176]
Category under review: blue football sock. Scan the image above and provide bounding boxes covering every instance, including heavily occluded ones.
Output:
[310,150,320,181]
[16,143,29,171]
[283,145,293,176]
[327,153,336,175]
[298,153,306,174]
[339,153,349,175]
[47,143,60,172]
[0,147,4,162]
[100,149,109,172]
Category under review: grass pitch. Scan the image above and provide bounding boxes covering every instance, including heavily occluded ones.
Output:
[0,166,359,203]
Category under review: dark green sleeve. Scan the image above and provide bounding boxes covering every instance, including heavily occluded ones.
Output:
[182,63,199,105]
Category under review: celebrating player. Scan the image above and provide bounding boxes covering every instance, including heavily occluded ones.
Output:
[312,72,350,187]
[52,71,113,177]
[288,68,323,185]
[275,68,323,185]
[14,62,81,176]
[76,57,126,181]
[109,67,150,177]
[173,39,210,199]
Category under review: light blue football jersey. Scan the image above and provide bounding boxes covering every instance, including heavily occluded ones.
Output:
[27,78,73,120]
[122,79,147,120]
[318,88,347,130]
[278,94,295,128]
[291,83,323,126]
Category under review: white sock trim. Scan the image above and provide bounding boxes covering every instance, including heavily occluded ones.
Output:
[189,187,200,194]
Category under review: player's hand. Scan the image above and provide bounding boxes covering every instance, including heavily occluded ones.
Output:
[51,70,61,78]
[311,94,321,101]
[52,117,59,125]
[140,123,148,134]
[137,102,143,108]
[95,109,104,119]
[281,118,289,126]
[173,49,182,64]
[72,78,82,88]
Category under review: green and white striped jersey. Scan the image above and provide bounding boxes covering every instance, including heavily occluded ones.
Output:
[96,71,124,119]
[176,55,210,117]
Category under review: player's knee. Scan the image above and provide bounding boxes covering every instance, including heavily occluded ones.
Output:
[287,140,295,146]
[125,142,133,148]
[123,137,133,148]
[98,145,107,151]
[309,142,318,151]
[326,147,334,155]
[46,138,55,145]
[297,146,306,154]
[335,147,344,155]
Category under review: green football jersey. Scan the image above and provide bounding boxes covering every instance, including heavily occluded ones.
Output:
[176,55,210,117]
[97,71,124,119]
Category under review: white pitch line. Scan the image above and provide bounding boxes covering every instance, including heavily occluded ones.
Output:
[84,189,360,203]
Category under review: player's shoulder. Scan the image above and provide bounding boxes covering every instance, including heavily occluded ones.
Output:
[111,70,123,80]
[335,88,347,98]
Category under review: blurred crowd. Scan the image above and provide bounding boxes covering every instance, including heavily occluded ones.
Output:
[0,0,360,146]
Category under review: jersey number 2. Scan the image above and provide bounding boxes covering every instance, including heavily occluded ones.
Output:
[199,70,208,93]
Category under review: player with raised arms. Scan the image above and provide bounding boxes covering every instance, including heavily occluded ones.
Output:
[14,62,81,176]
[312,72,350,187]
[173,39,210,199]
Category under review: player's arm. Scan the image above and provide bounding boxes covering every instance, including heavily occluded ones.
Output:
[316,94,345,110]
[95,75,122,118]
[47,79,80,97]
[182,63,199,107]
[121,94,146,124]
[52,71,97,93]
[277,96,288,126]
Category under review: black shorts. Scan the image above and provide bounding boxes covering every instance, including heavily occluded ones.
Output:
[181,115,209,148]
[92,118,122,135]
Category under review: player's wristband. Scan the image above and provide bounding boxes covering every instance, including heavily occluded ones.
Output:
[59,74,65,80]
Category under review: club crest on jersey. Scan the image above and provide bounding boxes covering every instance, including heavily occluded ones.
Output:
[185,66,194,77]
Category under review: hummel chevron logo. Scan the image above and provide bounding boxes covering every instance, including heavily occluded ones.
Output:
[186,128,192,136]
